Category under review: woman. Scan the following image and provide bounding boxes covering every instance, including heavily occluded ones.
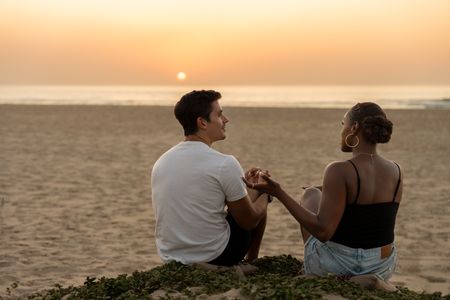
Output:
[245,102,402,280]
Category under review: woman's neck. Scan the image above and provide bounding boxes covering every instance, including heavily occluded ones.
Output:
[352,149,377,157]
[352,146,378,163]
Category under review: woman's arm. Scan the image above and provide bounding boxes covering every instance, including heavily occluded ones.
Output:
[243,162,347,242]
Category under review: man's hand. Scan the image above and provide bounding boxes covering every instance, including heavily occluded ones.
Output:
[244,167,261,183]
[245,167,271,184]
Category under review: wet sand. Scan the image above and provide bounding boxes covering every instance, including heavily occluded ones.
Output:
[0,105,449,298]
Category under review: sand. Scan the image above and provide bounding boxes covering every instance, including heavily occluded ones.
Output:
[0,105,449,298]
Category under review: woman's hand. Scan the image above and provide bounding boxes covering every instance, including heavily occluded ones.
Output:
[242,171,282,198]
[302,185,323,191]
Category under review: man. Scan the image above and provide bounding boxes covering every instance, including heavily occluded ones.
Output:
[151,90,270,266]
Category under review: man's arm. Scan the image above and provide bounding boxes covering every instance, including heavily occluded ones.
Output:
[226,194,268,231]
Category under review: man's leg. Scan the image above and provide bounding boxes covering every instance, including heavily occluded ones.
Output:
[207,213,251,266]
[246,209,266,262]
[209,188,268,266]
[246,189,268,262]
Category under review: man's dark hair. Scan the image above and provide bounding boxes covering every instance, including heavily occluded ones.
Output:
[174,90,222,136]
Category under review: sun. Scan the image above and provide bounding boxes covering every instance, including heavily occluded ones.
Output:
[177,72,187,81]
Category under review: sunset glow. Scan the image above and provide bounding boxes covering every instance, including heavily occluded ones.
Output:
[1,0,449,85]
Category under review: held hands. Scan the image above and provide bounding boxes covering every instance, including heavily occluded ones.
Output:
[242,168,282,198]
[244,167,270,184]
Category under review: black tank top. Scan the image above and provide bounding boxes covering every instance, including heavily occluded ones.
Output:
[329,160,401,249]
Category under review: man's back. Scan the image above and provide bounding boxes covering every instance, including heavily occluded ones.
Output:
[151,141,247,264]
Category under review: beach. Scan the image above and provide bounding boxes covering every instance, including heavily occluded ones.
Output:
[0,105,449,298]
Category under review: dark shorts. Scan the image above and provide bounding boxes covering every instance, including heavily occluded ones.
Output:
[207,213,252,266]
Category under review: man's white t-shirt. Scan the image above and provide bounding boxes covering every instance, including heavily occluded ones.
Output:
[151,141,248,264]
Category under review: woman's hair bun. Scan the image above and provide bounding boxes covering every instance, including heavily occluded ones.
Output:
[349,102,393,144]
[361,115,393,144]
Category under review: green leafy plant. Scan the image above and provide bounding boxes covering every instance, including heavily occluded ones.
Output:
[26,255,449,300]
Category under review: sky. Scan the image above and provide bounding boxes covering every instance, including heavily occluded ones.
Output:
[1,0,450,85]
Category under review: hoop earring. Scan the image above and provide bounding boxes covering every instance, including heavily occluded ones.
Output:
[345,134,359,148]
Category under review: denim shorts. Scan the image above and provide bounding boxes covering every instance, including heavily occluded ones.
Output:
[304,236,397,280]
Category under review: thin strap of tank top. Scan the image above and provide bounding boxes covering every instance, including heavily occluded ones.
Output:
[347,160,360,204]
[392,161,402,202]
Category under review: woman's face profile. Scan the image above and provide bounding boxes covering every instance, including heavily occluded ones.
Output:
[340,112,353,152]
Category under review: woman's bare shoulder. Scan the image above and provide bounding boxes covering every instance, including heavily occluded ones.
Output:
[324,160,353,175]
[380,157,403,174]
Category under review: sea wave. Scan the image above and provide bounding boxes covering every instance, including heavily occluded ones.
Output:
[1,85,450,109]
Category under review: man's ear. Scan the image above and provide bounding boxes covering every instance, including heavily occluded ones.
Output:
[196,117,208,130]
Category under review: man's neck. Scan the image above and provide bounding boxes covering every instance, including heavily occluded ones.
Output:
[185,134,211,147]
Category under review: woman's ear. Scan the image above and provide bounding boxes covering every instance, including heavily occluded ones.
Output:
[350,121,360,134]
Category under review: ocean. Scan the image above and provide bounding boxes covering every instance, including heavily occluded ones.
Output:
[1,85,450,109]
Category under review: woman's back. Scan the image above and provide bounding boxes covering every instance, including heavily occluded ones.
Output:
[330,155,402,249]
[344,155,402,206]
